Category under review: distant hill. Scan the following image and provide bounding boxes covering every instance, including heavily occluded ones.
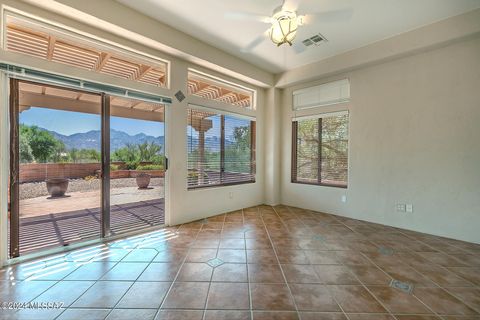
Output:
[41,128,230,152]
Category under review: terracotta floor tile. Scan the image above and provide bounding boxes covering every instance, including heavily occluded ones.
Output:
[393,316,441,320]
[64,262,116,281]
[100,262,148,281]
[204,310,251,320]
[347,314,394,320]
[314,265,360,285]
[138,262,181,281]
[217,249,247,263]
[116,281,170,308]
[446,287,480,313]
[368,286,433,314]
[413,265,474,287]
[300,313,347,320]
[282,264,320,283]
[71,281,133,308]
[448,267,480,286]
[276,249,309,264]
[381,265,437,287]
[248,264,285,283]
[155,310,204,319]
[162,282,209,309]
[330,285,387,313]
[176,262,213,282]
[207,282,250,309]
[57,308,111,320]
[413,287,478,315]
[212,263,247,282]
[153,247,189,263]
[105,308,157,320]
[252,311,299,320]
[290,283,340,311]
[185,248,218,263]
[304,250,339,264]
[32,280,94,307]
[348,265,392,285]
[250,283,296,310]
[247,249,278,264]
[219,238,246,249]
[122,248,158,262]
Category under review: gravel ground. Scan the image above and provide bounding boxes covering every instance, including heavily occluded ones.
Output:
[20,177,164,200]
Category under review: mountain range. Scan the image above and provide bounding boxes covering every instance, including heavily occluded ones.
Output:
[46,128,227,152]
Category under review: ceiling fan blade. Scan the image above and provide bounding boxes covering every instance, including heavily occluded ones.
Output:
[303,8,353,24]
[241,32,269,53]
[282,0,302,12]
[224,12,271,23]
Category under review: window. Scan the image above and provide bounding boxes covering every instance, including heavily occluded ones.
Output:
[292,112,349,187]
[293,79,350,110]
[187,107,256,189]
[4,14,168,87]
[187,70,255,109]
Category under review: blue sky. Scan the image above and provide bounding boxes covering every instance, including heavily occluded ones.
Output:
[20,107,164,137]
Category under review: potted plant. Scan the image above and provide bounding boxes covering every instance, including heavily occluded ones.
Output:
[46,178,69,197]
[136,173,151,189]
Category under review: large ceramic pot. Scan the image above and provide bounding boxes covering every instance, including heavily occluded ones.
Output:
[46,178,69,197]
[136,173,151,189]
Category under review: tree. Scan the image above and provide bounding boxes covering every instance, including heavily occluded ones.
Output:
[20,125,63,163]
[111,142,164,169]
[19,136,34,163]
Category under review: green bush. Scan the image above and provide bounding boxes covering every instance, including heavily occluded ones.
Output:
[110,164,120,171]
[136,164,163,171]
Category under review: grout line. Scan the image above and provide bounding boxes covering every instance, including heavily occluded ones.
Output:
[266,205,301,319]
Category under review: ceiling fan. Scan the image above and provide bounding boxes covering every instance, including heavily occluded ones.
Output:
[225,0,352,52]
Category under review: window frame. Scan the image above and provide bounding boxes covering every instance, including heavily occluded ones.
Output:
[187,106,256,190]
[291,112,349,189]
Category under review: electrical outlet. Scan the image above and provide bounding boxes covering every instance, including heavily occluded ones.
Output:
[406,204,413,213]
[341,195,347,203]
[228,192,234,199]
[396,204,406,212]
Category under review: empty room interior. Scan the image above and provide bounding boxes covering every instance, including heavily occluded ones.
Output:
[0,0,479,319]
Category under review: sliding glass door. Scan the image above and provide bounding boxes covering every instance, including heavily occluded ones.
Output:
[109,96,165,235]
[9,79,166,258]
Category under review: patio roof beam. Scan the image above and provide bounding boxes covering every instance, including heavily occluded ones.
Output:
[19,92,165,122]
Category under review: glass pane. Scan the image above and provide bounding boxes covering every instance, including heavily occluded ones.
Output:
[17,82,101,256]
[321,114,349,186]
[187,109,221,188]
[109,97,165,235]
[224,116,254,183]
[295,118,319,183]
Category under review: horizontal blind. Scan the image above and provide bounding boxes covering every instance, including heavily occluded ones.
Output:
[293,79,350,110]
[292,112,348,187]
[321,114,349,187]
[187,107,255,189]
[293,118,319,184]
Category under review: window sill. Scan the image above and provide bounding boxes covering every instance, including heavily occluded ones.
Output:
[187,180,256,191]
[291,180,347,189]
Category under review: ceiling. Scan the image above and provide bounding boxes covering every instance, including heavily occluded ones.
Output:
[117,0,480,73]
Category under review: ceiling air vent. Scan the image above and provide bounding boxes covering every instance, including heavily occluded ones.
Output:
[302,33,328,47]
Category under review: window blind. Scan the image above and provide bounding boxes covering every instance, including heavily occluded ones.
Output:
[293,79,350,110]
[292,112,348,187]
[187,107,255,189]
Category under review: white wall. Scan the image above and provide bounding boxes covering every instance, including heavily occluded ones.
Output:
[280,35,480,244]
[0,0,267,264]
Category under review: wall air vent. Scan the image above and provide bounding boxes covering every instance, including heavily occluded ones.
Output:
[302,33,328,47]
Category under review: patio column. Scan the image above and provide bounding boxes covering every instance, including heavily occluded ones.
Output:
[191,117,212,185]
[198,129,205,185]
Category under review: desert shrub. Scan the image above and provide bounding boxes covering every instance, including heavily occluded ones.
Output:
[136,164,163,171]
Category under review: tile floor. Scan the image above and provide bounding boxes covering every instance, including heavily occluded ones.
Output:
[1,205,479,320]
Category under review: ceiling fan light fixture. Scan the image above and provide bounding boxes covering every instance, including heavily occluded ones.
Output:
[269,11,298,46]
